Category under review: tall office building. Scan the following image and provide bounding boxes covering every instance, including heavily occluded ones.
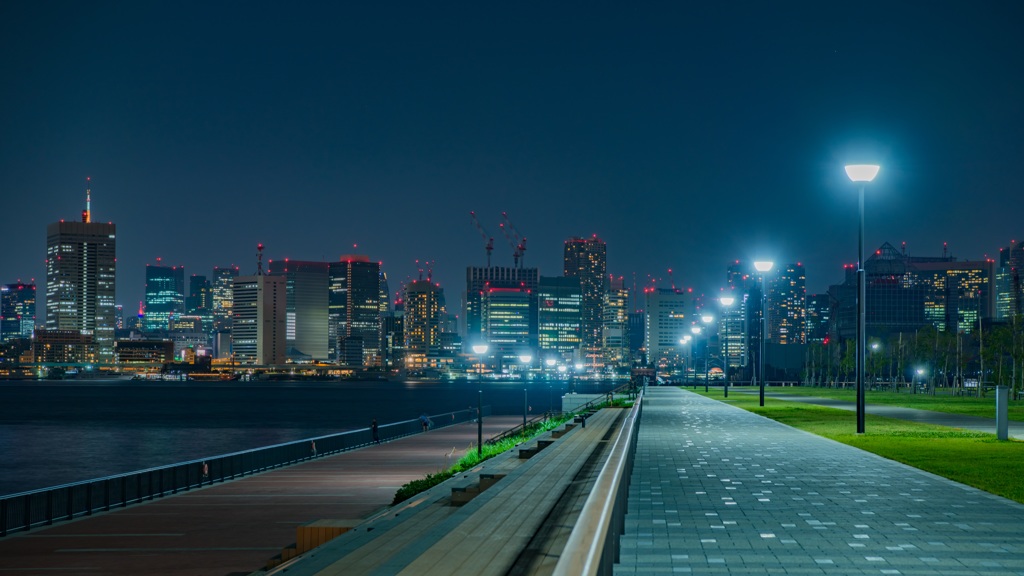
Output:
[768,263,806,344]
[212,266,239,333]
[906,255,993,333]
[404,279,442,369]
[994,240,1023,320]
[644,288,691,368]
[45,185,117,361]
[187,274,213,335]
[483,286,535,366]
[1,282,36,341]
[144,263,185,332]
[537,276,582,357]
[602,275,630,367]
[464,266,539,349]
[718,289,748,373]
[268,260,329,361]
[329,256,381,366]
[805,294,831,343]
[231,274,286,365]
[564,235,607,365]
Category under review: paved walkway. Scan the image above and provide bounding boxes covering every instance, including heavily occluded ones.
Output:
[616,388,1024,575]
[0,417,520,576]
[734,387,1024,440]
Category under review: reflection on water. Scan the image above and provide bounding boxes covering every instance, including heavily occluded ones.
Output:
[0,378,617,496]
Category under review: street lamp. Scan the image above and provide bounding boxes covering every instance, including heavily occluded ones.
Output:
[846,163,880,433]
[719,295,735,397]
[679,336,692,384]
[754,260,774,406]
[701,315,714,392]
[691,326,704,390]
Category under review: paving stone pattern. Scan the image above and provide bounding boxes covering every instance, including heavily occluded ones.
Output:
[616,387,1024,575]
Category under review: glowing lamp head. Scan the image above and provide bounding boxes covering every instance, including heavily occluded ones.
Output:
[544,357,557,367]
[691,326,702,335]
[574,363,584,371]
[519,354,533,364]
[472,344,488,355]
[754,261,774,272]
[701,314,714,324]
[557,365,568,373]
[719,296,735,307]
[844,164,880,182]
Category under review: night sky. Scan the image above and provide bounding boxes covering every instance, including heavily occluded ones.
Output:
[2,2,1022,311]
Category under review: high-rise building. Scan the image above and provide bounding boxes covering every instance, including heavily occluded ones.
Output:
[564,235,607,366]
[45,185,116,361]
[328,256,381,366]
[1,282,36,341]
[644,288,691,369]
[602,275,630,367]
[231,274,286,365]
[805,294,831,344]
[994,240,1023,320]
[404,279,442,369]
[906,255,994,333]
[212,266,239,333]
[537,276,582,357]
[483,286,535,366]
[768,263,806,344]
[187,274,213,335]
[718,289,748,373]
[268,260,329,362]
[464,266,539,349]
[144,263,185,332]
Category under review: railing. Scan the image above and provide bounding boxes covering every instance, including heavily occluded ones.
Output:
[0,406,490,537]
[553,385,644,576]
[486,381,639,446]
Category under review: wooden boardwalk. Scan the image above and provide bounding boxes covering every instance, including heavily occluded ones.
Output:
[0,417,520,576]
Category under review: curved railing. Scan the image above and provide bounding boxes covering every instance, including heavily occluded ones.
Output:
[553,387,644,576]
[0,406,490,537]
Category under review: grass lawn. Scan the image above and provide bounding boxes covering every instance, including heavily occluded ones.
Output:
[693,390,1024,505]
[720,384,1024,421]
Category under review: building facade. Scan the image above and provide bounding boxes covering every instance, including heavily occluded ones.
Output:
[537,275,582,357]
[564,236,607,366]
[144,263,185,333]
[231,274,286,365]
[403,279,442,370]
[602,275,630,367]
[45,198,117,361]
[329,256,381,367]
[1,282,36,342]
[268,260,329,362]
[768,262,806,344]
[644,288,691,369]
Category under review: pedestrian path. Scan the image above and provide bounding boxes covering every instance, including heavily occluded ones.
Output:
[0,416,520,576]
[737,387,1024,440]
[616,387,1024,575]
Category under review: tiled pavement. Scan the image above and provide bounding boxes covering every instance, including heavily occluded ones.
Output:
[616,387,1024,575]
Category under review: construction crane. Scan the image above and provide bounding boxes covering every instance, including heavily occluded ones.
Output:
[501,212,527,268]
[469,211,494,267]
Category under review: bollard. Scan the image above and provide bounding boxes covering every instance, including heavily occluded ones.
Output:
[996,385,1009,441]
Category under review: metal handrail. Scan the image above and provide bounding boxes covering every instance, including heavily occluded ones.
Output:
[553,386,644,576]
[0,406,490,537]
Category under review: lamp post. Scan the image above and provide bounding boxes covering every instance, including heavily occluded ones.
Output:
[719,296,735,397]
[701,314,714,392]
[679,336,692,385]
[754,260,774,406]
[691,326,705,391]
[845,164,880,433]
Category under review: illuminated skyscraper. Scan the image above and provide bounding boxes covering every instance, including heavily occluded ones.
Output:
[404,279,442,369]
[537,276,581,356]
[187,274,213,334]
[995,240,1023,320]
[906,255,994,333]
[329,256,381,366]
[464,266,539,349]
[483,286,534,366]
[805,294,831,344]
[644,288,691,369]
[212,266,239,333]
[564,235,607,366]
[602,275,630,367]
[45,184,116,361]
[268,260,329,361]
[768,263,806,344]
[1,282,36,341]
[144,263,185,332]
[231,274,286,365]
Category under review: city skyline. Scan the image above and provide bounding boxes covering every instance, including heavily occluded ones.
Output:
[2,3,1022,310]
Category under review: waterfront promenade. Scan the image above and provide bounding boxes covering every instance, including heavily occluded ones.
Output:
[616,388,1024,574]
[0,416,520,576]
